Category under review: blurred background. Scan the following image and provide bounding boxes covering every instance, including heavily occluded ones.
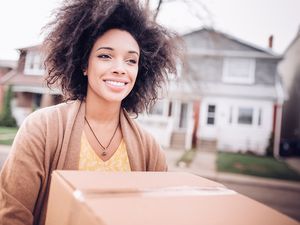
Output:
[0,0,299,222]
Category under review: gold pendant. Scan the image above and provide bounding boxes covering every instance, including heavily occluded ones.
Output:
[102,151,107,156]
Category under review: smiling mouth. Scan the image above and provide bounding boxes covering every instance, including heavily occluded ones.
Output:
[104,80,128,87]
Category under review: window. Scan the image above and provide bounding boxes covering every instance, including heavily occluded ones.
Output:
[258,108,262,126]
[179,103,188,128]
[206,104,216,125]
[168,101,173,117]
[222,57,255,84]
[24,51,45,75]
[229,106,233,124]
[238,107,253,125]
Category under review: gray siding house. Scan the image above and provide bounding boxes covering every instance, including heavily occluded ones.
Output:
[138,28,283,155]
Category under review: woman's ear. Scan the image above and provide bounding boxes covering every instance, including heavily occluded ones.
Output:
[83,69,87,76]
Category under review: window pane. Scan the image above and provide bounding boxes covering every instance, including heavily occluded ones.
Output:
[207,117,215,125]
[207,104,216,125]
[168,102,172,117]
[208,105,215,113]
[229,106,233,124]
[223,57,255,84]
[238,108,253,124]
[258,108,262,126]
[179,103,188,128]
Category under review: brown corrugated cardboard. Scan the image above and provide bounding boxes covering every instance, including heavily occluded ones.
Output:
[45,171,299,225]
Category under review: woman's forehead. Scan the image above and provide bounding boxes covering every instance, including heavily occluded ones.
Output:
[92,29,140,54]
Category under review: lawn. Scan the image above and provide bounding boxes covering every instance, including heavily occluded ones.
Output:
[176,149,197,167]
[217,152,300,181]
[0,126,18,145]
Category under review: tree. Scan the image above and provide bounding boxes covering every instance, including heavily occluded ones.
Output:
[144,0,212,25]
[0,85,17,127]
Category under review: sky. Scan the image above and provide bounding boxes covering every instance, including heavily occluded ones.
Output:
[0,0,299,60]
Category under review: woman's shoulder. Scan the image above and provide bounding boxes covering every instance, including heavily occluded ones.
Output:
[121,110,157,145]
[29,100,80,117]
[23,100,82,126]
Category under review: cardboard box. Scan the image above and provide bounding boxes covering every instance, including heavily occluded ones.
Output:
[45,171,299,225]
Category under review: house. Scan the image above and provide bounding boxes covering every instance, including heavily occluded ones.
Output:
[278,29,300,156]
[0,45,61,126]
[0,59,17,112]
[138,28,284,156]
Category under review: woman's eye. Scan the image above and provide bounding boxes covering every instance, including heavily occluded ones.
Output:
[127,59,137,64]
[97,54,111,59]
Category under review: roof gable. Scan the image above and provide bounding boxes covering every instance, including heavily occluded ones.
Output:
[182,28,278,57]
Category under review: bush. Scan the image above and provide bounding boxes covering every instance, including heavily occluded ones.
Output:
[265,132,274,157]
[0,85,17,127]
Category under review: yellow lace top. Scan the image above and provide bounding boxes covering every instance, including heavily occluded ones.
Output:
[79,131,131,171]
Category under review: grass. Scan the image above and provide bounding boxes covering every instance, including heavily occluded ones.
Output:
[217,152,300,181]
[0,126,18,145]
[176,149,197,167]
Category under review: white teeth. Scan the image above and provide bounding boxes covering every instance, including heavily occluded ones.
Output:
[105,80,126,87]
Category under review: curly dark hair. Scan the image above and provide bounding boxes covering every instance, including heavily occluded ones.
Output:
[43,0,180,114]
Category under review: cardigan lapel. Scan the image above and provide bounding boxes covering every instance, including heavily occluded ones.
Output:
[120,109,147,171]
[60,100,85,170]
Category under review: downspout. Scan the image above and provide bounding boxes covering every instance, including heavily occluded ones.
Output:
[192,101,200,148]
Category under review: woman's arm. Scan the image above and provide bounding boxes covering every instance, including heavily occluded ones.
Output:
[0,112,46,225]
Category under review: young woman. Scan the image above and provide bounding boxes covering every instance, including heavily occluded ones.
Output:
[0,0,179,224]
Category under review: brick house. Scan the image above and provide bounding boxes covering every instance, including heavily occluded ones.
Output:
[0,45,61,125]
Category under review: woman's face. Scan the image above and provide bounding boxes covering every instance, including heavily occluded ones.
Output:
[85,29,140,105]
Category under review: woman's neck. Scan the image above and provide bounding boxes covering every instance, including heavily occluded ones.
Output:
[85,97,121,124]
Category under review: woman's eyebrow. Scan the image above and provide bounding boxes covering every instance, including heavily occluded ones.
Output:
[96,46,113,51]
[128,50,139,56]
[96,47,139,56]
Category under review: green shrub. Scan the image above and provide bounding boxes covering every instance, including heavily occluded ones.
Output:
[265,132,274,156]
[0,85,17,127]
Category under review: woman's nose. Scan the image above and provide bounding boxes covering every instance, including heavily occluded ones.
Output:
[112,60,126,75]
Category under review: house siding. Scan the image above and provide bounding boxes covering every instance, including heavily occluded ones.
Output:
[199,96,273,155]
[188,56,223,83]
[255,58,278,85]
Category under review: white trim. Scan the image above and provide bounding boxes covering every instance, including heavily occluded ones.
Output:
[24,51,45,76]
[188,50,281,59]
[12,85,61,95]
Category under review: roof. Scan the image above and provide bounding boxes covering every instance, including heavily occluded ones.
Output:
[18,44,42,51]
[0,59,17,69]
[0,71,45,86]
[182,27,281,58]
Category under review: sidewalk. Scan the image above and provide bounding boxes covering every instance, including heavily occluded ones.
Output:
[164,148,300,191]
[1,144,300,191]
[0,145,11,154]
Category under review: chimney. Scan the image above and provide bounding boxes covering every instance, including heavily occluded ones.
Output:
[268,35,273,49]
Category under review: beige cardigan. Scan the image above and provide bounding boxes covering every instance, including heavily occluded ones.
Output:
[0,100,167,225]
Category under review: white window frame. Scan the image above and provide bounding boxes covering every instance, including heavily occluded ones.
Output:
[206,104,216,126]
[24,51,45,76]
[222,57,255,84]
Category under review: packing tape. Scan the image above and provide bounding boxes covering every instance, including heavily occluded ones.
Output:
[72,186,236,201]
